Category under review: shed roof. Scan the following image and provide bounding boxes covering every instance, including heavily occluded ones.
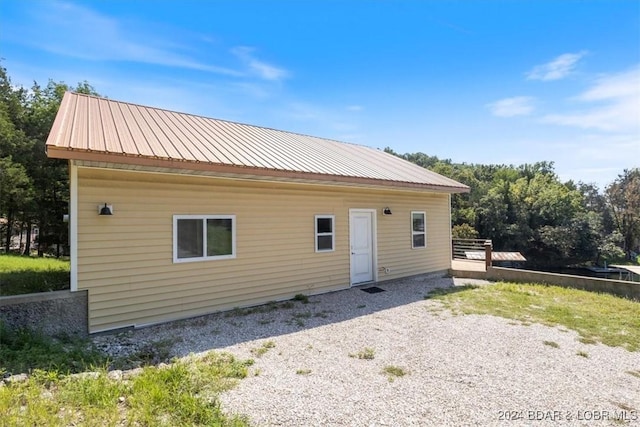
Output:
[46,92,469,193]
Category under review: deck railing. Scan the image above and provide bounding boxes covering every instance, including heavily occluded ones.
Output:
[452,238,492,261]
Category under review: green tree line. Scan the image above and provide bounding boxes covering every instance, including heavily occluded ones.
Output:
[385,149,639,268]
[0,64,98,256]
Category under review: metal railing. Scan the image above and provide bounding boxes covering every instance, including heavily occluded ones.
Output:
[452,238,492,260]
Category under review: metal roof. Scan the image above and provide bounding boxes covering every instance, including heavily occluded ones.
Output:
[46,92,470,192]
[611,265,640,276]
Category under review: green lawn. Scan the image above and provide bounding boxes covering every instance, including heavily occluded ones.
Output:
[0,254,70,296]
[428,282,640,351]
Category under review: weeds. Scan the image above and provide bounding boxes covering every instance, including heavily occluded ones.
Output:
[0,352,251,426]
[543,341,559,348]
[314,310,333,318]
[0,322,107,375]
[225,301,295,318]
[296,369,312,375]
[292,294,310,304]
[349,347,375,360]
[577,351,590,358]
[250,341,276,357]
[382,365,406,381]
[109,338,176,370]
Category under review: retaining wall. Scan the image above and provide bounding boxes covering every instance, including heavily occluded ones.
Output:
[451,266,640,300]
[0,290,88,336]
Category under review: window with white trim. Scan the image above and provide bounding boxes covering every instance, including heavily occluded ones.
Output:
[173,215,236,263]
[315,215,335,252]
[411,211,426,249]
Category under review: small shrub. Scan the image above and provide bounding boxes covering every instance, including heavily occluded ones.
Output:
[543,341,559,348]
[296,369,312,375]
[577,351,589,358]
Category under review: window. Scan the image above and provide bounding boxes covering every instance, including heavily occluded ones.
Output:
[173,215,236,263]
[411,211,426,249]
[315,215,335,252]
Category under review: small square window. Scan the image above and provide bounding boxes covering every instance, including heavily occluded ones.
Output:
[315,215,335,252]
[411,211,426,249]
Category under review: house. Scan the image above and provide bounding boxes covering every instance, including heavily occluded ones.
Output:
[45,92,469,333]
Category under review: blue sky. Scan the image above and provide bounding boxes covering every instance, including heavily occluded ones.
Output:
[1,1,638,189]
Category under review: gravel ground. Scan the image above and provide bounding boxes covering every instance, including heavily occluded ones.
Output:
[93,275,640,426]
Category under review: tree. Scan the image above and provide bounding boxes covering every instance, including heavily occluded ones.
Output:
[0,63,98,256]
[606,168,640,259]
[0,157,33,251]
[385,147,620,268]
[452,223,479,239]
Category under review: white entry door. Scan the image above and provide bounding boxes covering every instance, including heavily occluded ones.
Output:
[350,210,375,285]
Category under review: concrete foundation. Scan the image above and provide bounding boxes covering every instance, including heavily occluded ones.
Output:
[0,290,88,336]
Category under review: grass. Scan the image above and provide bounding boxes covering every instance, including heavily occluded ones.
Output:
[296,369,312,375]
[576,350,590,358]
[250,340,276,357]
[349,347,375,360]
[0,353,252,426]
[382,365,407,381]
[0,322,107,375]
[428,282,640,352]
[0,254,70,296]
[0,322,251,425]
[543,340,559,348]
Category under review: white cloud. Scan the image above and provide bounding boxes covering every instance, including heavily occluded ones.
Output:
[527,51,588,81]
[486,96,536,117]
[12,2,241,76]
[231,47,289,81]
[542,65,640,132]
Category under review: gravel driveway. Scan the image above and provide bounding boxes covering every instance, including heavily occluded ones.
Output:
[94,275,640,426]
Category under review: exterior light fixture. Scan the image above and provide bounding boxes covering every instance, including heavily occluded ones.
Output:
[383,207,392,215]
[98,203,113,215]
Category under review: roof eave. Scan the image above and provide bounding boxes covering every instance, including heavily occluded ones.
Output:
[46,147,470,194]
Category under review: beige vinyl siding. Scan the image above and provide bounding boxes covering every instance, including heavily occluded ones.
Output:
[77,167,451,332]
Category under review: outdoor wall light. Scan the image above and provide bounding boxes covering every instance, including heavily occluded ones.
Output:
[383,207,392,215]
[98,203,113,216]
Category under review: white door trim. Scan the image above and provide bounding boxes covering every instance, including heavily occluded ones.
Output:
[349,208,377,286]
[69,161,78,292]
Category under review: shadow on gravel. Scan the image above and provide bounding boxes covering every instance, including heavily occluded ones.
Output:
[424,284,478,298]
[93,275,478,362]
